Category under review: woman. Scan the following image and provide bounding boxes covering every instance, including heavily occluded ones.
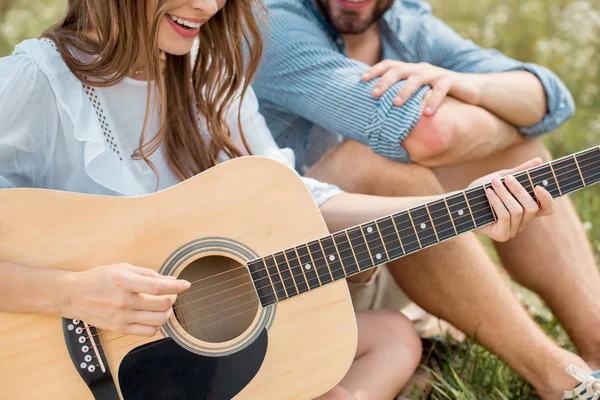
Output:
[0,1,554,399]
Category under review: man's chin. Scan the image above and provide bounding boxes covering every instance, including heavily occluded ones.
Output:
[334,20,372,35]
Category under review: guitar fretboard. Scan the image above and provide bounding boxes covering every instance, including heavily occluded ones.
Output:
[248,146,600,307]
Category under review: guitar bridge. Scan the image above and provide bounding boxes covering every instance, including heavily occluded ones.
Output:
[62,318,118,398]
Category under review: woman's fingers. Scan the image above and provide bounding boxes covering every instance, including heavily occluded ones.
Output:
[534,185,554,216]
[130,293,176,312]
[485,188,510,241]
[501,158,544,176]
[491,177,523,239]
[504,175,539,232]
[121,272,190,296]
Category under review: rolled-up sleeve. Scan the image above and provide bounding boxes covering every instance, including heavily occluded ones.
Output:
[254,1,425,162]
[410,5,575,136]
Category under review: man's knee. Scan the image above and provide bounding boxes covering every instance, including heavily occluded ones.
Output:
[307,140,445,196]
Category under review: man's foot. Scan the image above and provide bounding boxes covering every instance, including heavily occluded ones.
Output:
[562,365,600,399]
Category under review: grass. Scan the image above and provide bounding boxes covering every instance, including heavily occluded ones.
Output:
[1,0,599,398]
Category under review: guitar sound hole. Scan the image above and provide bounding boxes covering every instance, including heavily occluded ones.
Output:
[173,256,259,343]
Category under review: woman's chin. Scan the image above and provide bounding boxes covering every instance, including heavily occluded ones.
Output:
[160,44,193,56]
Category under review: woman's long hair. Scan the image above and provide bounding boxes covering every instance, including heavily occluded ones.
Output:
[44,0,263,181]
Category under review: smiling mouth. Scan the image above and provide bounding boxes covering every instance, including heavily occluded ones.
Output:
[167,14,203,30]
[338,0,373,8]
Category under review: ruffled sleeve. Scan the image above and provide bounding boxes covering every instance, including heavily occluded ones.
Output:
[0,54,59,189]
[225,86,343,206]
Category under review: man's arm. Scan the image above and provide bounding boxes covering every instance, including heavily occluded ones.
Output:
[254,1,427,163]
[452,71,547,127]
[413,5,575,133]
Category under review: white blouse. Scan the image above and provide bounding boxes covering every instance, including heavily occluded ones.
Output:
[0,39,341,205]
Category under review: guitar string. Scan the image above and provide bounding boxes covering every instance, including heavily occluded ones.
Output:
[172,148,600,297]
[81,152,600,348]
[82,158,600,365]
[107,149,600,311]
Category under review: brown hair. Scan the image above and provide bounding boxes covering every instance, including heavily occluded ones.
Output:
[44,0,263,181]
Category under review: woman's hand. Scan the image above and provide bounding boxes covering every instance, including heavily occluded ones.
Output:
[60,263,190,336]
[470,158,554,242]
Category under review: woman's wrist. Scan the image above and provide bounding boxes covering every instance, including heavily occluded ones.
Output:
[42,268,76,317]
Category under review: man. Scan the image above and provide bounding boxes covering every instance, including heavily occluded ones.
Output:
[253,0,600,398]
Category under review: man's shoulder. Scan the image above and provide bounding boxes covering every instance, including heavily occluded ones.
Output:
[264,0,314,19]
[262,0,328,41]
[396,0,432,15]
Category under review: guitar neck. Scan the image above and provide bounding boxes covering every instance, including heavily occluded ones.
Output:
[249,146,600,307]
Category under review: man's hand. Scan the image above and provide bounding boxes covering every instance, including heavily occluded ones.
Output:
[361,60,479,116]
[469,158,553,242]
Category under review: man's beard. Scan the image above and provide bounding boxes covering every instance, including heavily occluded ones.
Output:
[317,0,394,35]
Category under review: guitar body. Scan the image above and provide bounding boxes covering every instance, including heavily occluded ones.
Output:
[0,157,357,400]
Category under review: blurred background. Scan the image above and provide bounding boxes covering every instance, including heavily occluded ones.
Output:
[1,0,598,398]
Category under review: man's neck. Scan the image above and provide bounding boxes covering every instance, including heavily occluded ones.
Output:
[342,23,382,66]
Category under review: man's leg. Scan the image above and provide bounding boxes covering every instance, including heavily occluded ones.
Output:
[434,138,600,370]
[308,140,590,398]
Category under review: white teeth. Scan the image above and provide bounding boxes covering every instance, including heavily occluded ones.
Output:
[169,14,201,29]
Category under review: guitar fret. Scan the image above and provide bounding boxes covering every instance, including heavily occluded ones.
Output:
[334,232,360,276]
[347,228,372,272]
[393,212,420,254]
[579,148,600,186]
[446,193,476,234]
[519,170,535,194]
[406,210,423,249]
[442,198,458,236]
[317,239,335,281]
[308,241,331,285]
[424,203,440,242]
[378,216,405,260]
[429,199,456,242]
[296,245,320,290]
[374,220,391,260]
[247,259,277,306]
[573,155,587,186]
[409,206,438,248]
[529,164,559,198]
[359,226,376,265]
[284,249,309,294]
[308,241,333,286]
[467,187,495,227]
[390,216,406,256]
[554,157,584,195]
[462,192,478,228]
[265,256,287,301]
[362,222,388,265]
[549,163,563,196]
[274,253,298,297]
[320,236,345,280]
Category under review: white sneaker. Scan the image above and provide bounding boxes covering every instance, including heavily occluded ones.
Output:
[562,365,600,400]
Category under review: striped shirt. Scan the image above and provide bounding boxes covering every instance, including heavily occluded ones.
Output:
[253,0,575,173]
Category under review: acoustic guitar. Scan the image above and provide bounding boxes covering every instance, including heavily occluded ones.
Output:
[0,146,598,399]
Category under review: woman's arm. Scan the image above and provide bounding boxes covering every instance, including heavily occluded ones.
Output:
[0,260,190,336]
[319,159,554,242]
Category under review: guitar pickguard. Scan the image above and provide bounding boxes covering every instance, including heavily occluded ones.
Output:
[118,329,268,400]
